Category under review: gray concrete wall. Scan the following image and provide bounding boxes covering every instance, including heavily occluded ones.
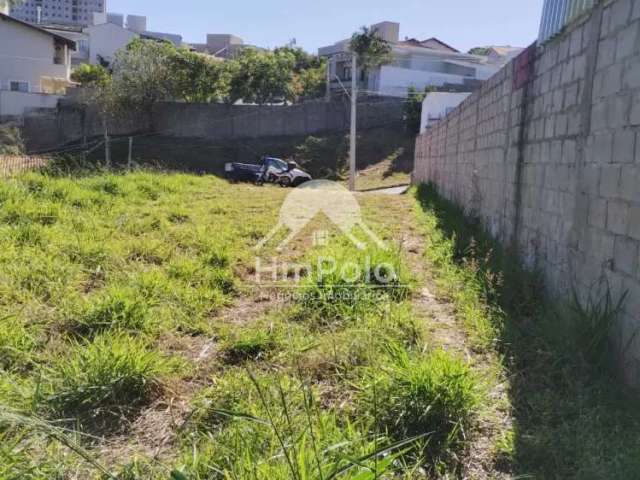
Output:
[151,98,403,140]
[413,0,640,385]
[22,97,403,152]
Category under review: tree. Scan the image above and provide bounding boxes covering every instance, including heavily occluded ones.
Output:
[1,0,23,9]
[226,49,296,105]
[70,64,110,87]
[349,26,393,74]
[403,86,434,135]
[273,46,323,72]
[109,38,177,115]
[468,47,490,56]
[291,62,327,102]
[168,50,230,103]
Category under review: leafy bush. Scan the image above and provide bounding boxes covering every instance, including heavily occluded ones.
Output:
[294,134,349,179]
[0,123,24,155]
[403,86,430,135]
[70,63,109,87]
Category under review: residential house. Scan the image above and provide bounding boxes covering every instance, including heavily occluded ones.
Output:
[486,46,525,64]
[82,19,137,65]
[419,92,471,132]
[42,12,183,68]
[40,23,90,65]
[0,12,76,117]
[319,21,515,98]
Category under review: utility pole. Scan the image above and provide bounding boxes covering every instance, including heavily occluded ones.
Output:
[127,136,133,170]
[349,53,357,192]
[103,121,111,168]
[325,58,331,102]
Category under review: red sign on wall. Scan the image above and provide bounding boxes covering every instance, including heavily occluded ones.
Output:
[513,43,537,90]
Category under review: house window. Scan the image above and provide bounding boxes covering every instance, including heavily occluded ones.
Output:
[10,81,30,93]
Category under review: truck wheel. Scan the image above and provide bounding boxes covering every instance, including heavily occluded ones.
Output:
[279,177,292,188]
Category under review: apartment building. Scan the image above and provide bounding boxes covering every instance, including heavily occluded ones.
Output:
[10,0,106,26]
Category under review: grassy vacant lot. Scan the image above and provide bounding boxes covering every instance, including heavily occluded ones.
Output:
[0,169,472,479]
[1,167,639,479]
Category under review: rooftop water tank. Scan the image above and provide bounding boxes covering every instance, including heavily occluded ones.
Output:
[127,15,147,33]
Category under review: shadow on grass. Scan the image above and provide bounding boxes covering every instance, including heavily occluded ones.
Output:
[414,183,640,479]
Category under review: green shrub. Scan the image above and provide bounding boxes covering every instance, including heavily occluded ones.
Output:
[0,123,24,155]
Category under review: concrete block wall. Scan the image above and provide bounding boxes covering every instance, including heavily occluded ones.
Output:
[152,98,403,141]
[22,98,404,152]
[413,0,640,385]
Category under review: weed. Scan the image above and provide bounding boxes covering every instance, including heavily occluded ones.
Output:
[0,315,37,371]
[71,285,150,336]
[220,327,280,364]
[363,347,478,468]
[570,282,629,371]
[299,243,412,328]
[413,182,640,479]
[46,333,167,426]
[180,369,423,479]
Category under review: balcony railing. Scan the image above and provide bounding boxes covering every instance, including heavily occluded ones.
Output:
[538,0,596,44]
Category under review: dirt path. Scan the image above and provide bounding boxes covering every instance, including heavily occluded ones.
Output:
[363,191,512,479]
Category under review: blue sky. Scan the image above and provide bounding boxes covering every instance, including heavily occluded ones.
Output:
[108,0,545,54]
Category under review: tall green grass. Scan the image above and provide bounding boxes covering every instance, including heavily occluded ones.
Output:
[45,333,168,427]
[413,182,640,479]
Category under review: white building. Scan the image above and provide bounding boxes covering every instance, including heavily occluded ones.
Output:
[189,34,249,59]
[82,20,137,65]
[42,12,183,67]
[419,92,471,133]
[319,21,514,98]
[0,12,75,117]
[9,0,105,26]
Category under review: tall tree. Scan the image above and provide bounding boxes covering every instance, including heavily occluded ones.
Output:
[468,47,490,56]
[291,61,327,102]
[349,26,393,74]
[109,38,176,115]
[168,50,230,103]
[273,46,323,72]
[70,64,110,88]
[403,86,434,135]
[226,49,296,105]
[1,0,23,9]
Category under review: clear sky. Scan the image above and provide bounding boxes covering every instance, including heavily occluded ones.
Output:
[107,0,545,54]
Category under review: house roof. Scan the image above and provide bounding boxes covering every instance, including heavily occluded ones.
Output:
[487,46,524,57]
[397,37,459,53]
[0,12,77,49]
